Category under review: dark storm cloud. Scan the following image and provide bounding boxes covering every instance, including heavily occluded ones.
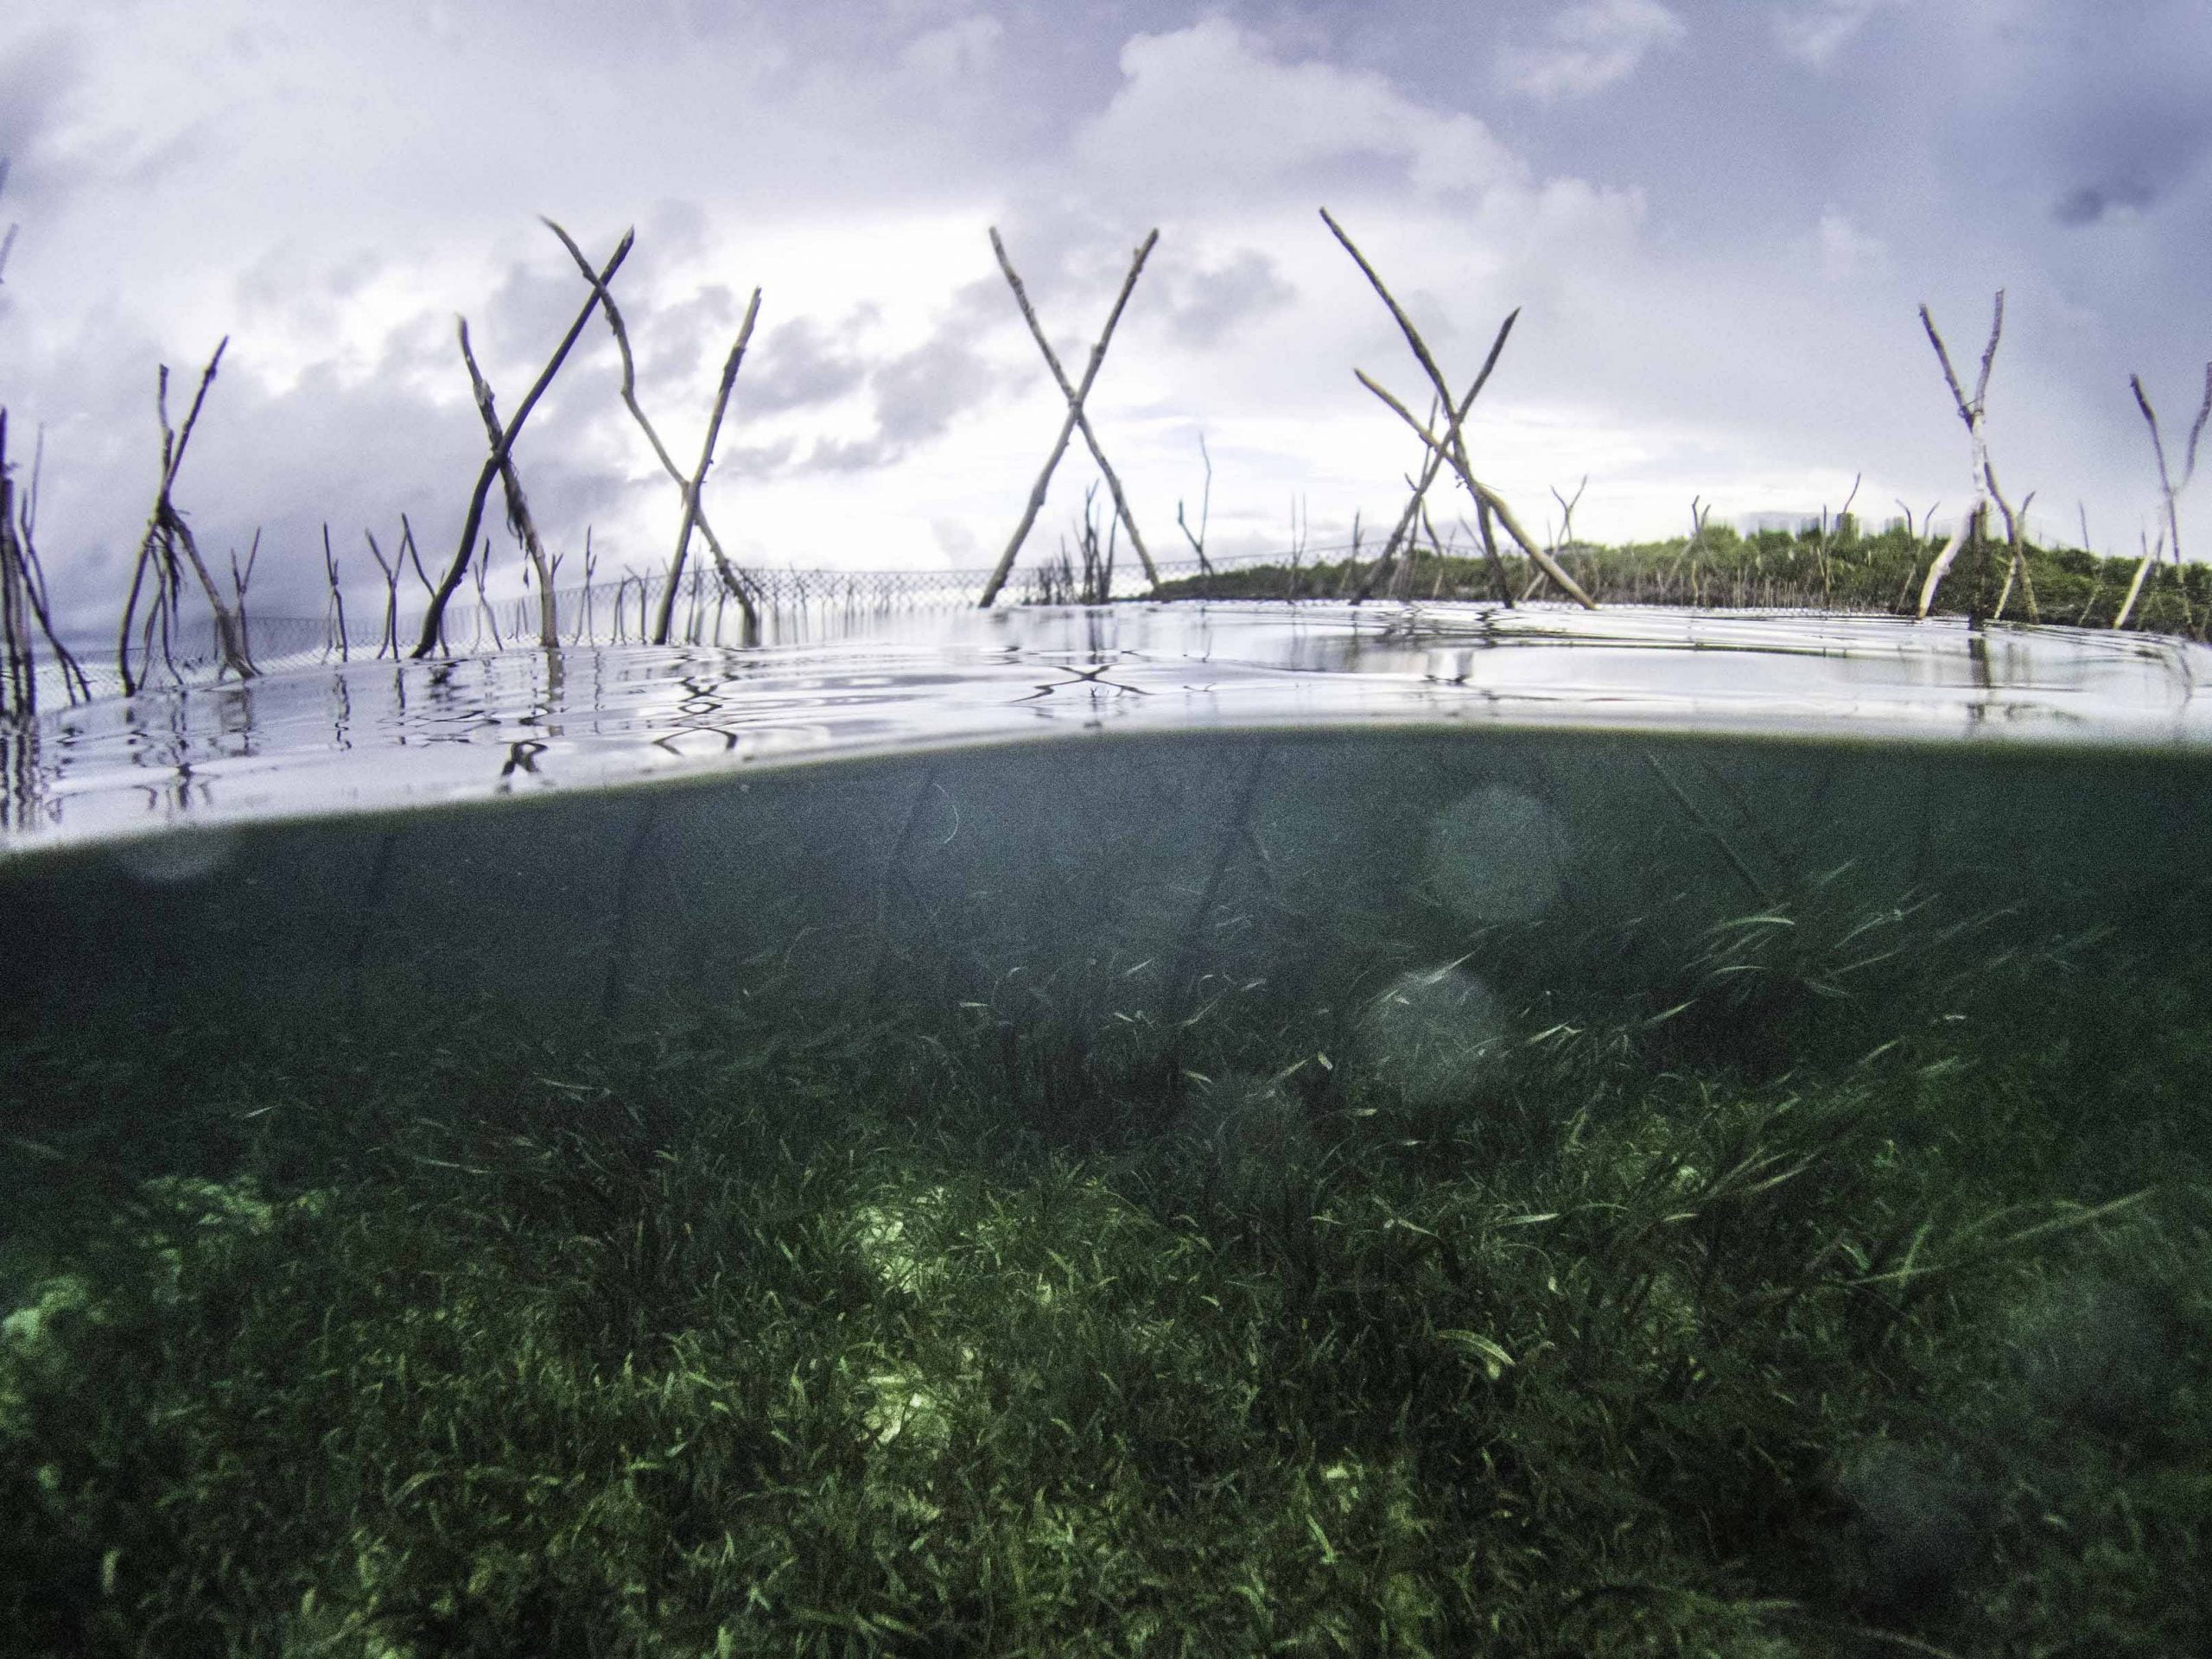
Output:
[740,315,872,415]
[785,315,999,474]
[1158,248,1298,347]
[870,323,995,445]
[2021,29,2212,227]
[2054,181,2157,229]
[0,28,85,207]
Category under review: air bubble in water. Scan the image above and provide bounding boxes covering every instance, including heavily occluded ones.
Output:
[1421,784,1563,925]
[1360,963,1506,1105]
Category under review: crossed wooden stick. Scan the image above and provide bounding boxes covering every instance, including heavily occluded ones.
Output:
[979,227,1162,607]
[543,219,762,645]
[414,224,765,656]
[1321,208,1596,610]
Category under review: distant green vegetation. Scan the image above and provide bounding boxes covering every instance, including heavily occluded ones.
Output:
[3,887,2208,1656]
[1157,519,2212,637]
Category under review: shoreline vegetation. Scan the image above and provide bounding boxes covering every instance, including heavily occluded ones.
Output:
[4,177,2210,712]
[1147,516,2212,633]
[3,862,2208,1655]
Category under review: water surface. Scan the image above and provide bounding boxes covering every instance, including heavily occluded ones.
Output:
[5,601,2205,852]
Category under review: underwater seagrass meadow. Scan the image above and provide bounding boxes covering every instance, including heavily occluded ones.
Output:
[3,717,2211,1656]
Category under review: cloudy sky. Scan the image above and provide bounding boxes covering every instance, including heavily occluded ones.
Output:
[3,0,2209,624]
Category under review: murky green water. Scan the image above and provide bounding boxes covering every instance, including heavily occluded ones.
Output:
[3,604,2209,1655]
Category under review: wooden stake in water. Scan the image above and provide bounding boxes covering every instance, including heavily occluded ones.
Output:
[1321,208,1593,609]
[2127,364,2211,635]
[415,228,633,658]
[456,318,560,650]
[116,340,255,691]
[544,218,765,640]
[0,411,86,709]
[980,228,1160,608]
[1914,294,2026,622]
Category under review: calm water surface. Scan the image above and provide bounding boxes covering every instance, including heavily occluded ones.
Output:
[3,601,2205,850]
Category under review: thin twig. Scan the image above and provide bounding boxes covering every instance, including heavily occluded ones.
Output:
[1176,431,1214,577]
[117,340,251,690]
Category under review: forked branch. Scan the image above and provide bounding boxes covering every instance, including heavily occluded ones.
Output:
[117,339,254,691]
[1915,293,2018,619]
[2130,361,2212,570]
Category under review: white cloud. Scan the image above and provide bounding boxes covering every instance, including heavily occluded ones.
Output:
[1773,0,1900,67]
[1815,207,1891,280]
[897,15,1002,81]
[1074,18,1522,207]
[1503,0,1688,102]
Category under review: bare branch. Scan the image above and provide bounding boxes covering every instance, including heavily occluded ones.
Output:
[1354,368,1595,607]
[2133,368,2209,576]
[321,524,348,662]
[116,340,251,690]
[2114,527,2162,630]
[653,286,761,645]
[458,315,560,646]
[2186,361,2212,487]
[1176,431,1213,576]
[1358,309,1520,603]
[988,226,1161,594]
[1322,207,1583,608]
[1320,207,1458,423]
[1916,296,2010,618]
[414,227,634,657]
[0,154,15,288]
[1974,290,2005,405]
[364,528,399,658]
[544,217,761,623]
